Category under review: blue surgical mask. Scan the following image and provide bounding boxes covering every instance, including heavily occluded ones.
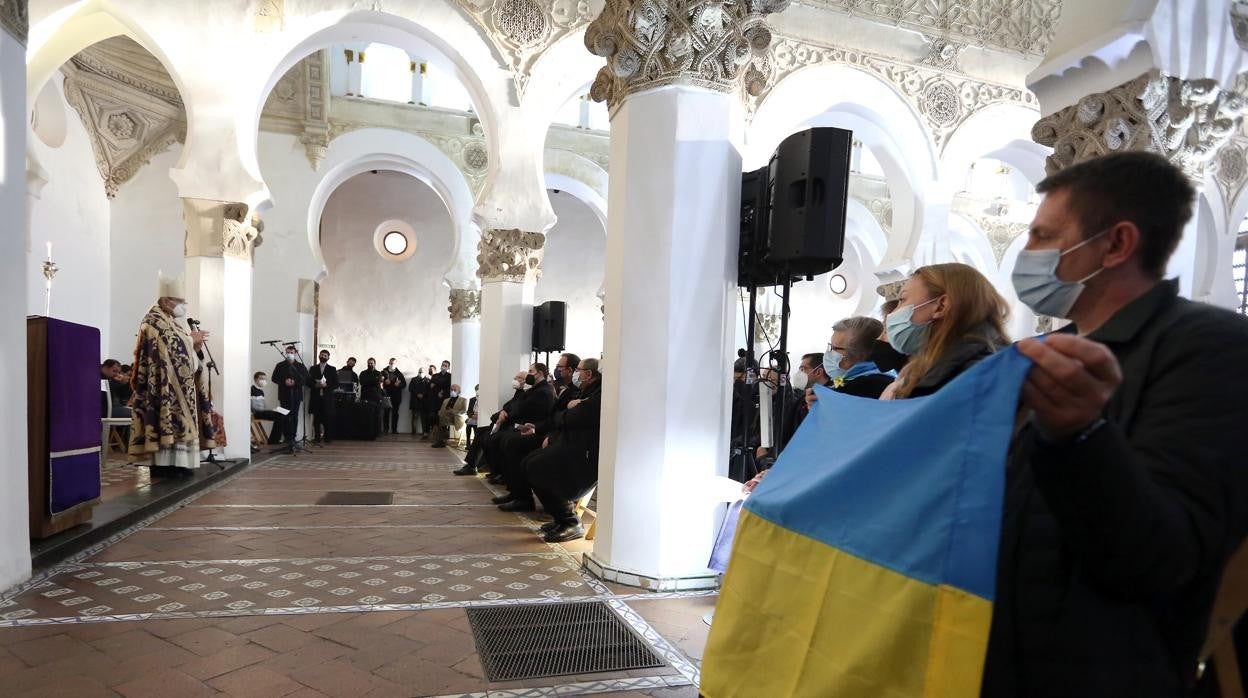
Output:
[886,297,940,355]
[822,349,847,381]
[1011,230,1109,320]
[572,372,583,388]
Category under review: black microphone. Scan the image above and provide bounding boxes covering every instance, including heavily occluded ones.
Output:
[260,339,283,344]
[187,317,201,327]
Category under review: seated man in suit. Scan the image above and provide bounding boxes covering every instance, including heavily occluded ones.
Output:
[431,384,468,448]
[524,358,604,542]
[495,354,580,510]
[486,363,558,510]
[250,371,290,444]
[453,372,526,476]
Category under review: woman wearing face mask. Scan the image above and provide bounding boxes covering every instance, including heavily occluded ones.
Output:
[883,263,1011,400]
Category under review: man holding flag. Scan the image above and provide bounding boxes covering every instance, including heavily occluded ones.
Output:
[703,152,1248,697]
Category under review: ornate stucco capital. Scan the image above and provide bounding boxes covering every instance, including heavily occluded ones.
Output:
[0,0,28,46]
[584,0,792,111]
[753,313,780,343]
[1031,69,1248,181]
[476,228,545,283]
[448,288,482,322]
[184,199,260,261]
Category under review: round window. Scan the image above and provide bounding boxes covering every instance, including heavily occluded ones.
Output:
[383,231,408,255]
[829,273,848,295]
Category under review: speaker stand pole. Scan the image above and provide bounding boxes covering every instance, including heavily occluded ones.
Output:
[775,276,793,457]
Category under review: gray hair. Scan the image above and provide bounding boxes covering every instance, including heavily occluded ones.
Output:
[832,316,883,361]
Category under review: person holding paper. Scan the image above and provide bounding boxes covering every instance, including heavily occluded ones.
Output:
[307,350,338,443]
[250,372,290,444]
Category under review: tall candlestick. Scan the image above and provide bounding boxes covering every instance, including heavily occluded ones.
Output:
[45,241,52,260]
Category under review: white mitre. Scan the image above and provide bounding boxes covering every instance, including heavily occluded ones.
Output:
[157,270,186,300]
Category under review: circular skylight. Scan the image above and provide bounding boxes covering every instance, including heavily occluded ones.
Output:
[383,231,408,255]
[829,273,848,295]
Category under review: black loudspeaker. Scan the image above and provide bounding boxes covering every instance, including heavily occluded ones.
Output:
[738,167,798,288]
[766,127,852,277]
[532,301,566,352]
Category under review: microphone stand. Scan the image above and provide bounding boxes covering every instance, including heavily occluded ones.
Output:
[191,319,226,471]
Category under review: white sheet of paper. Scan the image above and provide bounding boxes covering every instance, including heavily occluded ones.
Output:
[274,407,291,416]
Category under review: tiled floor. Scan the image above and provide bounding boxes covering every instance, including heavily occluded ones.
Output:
[0,437,712,697]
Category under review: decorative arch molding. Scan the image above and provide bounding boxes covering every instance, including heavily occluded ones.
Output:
[543,149,607,221]
[300,128,477,285]
[941,104,1048,189]
[241,6,507,209]
[748,35,1038,157]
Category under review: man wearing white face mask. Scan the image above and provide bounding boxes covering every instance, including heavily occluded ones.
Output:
[127,272,214,475]
[981,152,1248,696]
[250,371,289,445]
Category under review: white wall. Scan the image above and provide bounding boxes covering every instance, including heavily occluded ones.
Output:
[535,191,606,359]
[108,146,184,360]
[318,170,455,430]
[27,72,111,354]
[1,22,32,592]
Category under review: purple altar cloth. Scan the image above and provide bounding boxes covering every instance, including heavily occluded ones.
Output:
[46,318,102,514]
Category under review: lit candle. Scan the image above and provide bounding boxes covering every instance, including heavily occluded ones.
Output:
[46,241,52,260]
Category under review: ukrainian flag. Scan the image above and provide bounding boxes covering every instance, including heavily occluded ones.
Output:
[702,347,1033,697]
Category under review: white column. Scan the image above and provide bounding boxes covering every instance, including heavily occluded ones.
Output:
[183,200,256,461]
[0,7,31,591]
[408,56,426,105]
[345,45,365,97]
[587,87,740,587]
[477,276,536,418]
[449,288,481,393]
[578,94,591,129]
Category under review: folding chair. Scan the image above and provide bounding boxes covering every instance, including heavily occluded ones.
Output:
[574,485,598,541]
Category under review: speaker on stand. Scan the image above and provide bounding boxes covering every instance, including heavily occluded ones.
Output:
[531,301,567,367]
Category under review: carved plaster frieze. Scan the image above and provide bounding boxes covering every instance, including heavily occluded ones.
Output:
[184,200,259,260]
[1214,137,1248,210]
[746,35,1037,152]
[0,0,28,45]
[477,228,545,282]
[920,36,965,72]
[259,51,331,169]
[796,0,1061,57]
[454,0,596,101]
[965,214,1028,264]
[62,61,185,199]
[329,119,489,194]
[1233,1,1248,50]
[584,0,791,112]
[875,279,904,302]
[448,288,483,321]
[1031,69,1248,181]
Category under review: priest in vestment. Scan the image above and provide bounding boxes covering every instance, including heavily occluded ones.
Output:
[128,273,215,476]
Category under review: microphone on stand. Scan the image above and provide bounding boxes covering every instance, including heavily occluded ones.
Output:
[187,317,201,327]
[260,339,284,345]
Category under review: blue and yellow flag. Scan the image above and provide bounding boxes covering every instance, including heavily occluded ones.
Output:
[702,347,1033,697]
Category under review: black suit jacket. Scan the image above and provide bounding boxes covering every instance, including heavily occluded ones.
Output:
[983,280,1248,696]
[551,379,602,466]
[307,364,338,409]
[510,380,557,425]
[359,369,384,402]
[271,360,308,408]
[533,384,580,438]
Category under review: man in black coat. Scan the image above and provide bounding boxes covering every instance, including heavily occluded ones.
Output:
[525,358,604,542]
[307,349,338,443]
[426,360,452,437]
[453,371,527,476]
[381,358,406,434]
[495,354,580,510]
[409,368,429,434]
[270,344,309,445]
[982,152,1248,695]
[484,364,556,504]
[359,358,384,403]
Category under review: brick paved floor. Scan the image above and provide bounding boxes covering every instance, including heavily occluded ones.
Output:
[0,439,708,697]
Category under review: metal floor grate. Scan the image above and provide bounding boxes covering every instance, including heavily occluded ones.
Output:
[466,601,666,682]
[316,491,394,505]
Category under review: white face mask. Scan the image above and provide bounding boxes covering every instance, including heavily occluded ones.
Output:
[286,353,297,362]
[791,369,810,391]
[257,379,268,388]
[450,391,459,398]
[511,379,522,390]
[172,303,188,318]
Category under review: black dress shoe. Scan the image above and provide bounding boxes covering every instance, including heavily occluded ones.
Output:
[486,474,505,485]
[539,520,561,533]
[491,494,514,505]
[543,524,586,543]
[498,500,536,512]
[452,466,477,476]
[431,442,446,448]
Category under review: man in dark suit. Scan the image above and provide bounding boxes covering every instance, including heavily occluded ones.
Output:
[495,354,580,510]
[381,358,406,434]
[982,152,1248,695]
[426,360,452,438]
[307,349,338,443]
[524,358,604,542]
[409,368,429,434]
[486,363,557,509]
[453,371,526,476]
[270,344,308,446]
